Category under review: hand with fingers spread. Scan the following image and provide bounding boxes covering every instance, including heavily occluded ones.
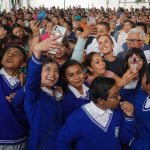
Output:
[80,24,97,39]
[33,35,62,59]
[30,20,41,36]
[120,101,134,117]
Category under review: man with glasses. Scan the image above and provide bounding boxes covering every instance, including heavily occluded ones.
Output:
[57,76,136,150]
[117,28,150,59]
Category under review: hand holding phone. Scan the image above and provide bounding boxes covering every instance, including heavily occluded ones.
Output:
[49,25,66,54]
[37,10,46,23]
[87,17,96,25]
[51,25,66,42]
[129,57,139,72]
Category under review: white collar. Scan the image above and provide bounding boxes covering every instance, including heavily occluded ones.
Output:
[68,84,89,98]
[83,101,113,131]
[41,87,53,96]
[0,68,18,79]
[84,101,112,116]
[0,68,19,86]
[144,96,150,109]
[124,79,138,89]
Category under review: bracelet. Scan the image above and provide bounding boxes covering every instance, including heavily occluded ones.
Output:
[33,33,40,37]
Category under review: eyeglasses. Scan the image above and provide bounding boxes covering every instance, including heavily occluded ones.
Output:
[107,92,119,99]
[126,39,143,44]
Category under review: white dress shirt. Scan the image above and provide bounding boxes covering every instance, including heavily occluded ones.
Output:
[68,84,89,99]
[83,101,113,129]
[0,68,19,86]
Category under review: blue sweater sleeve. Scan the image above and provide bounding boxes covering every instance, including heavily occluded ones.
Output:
[57,110,81,150]
[119,113,137,145]
[25,54,42,104]
[61,94,74,120]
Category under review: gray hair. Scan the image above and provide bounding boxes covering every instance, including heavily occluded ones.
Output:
[127,28,146,40]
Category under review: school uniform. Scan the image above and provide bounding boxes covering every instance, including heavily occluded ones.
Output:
[24,55,63,150]
[60,84,91,120]
[130,90,150,150]
[119,80,141,103]
[0,68,28,149]
[57,101,136,150]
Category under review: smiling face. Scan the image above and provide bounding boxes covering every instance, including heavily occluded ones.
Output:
[65,64,84,89]
[41,63,59,89]
[46,22,54,34]
[55,45,67,59]
[88,53,106,76]
[97,35,114,55]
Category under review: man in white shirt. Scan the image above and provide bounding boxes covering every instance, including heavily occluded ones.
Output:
[86,21,124,55]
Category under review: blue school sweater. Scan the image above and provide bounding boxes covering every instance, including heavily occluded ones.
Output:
[130,90,150,150]
[60,87,91,120]
[24,55,63,150]
[119,81,141,103]
[0,74,27,144]
[57,105,136,150]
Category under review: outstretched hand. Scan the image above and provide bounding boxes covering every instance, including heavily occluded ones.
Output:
[80,24,97,39]
[33,35,62,59]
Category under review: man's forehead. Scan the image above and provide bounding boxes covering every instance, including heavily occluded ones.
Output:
[128,32,140,38]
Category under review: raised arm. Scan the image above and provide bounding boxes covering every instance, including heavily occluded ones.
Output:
[71,24,97,62]
[25,36,62,104]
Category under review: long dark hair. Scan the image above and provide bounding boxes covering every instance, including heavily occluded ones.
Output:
[124,48,147,80]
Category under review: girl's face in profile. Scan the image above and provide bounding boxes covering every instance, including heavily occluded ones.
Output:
[89,53,106,76]
[65,64,84,89]
[41,62,59,89]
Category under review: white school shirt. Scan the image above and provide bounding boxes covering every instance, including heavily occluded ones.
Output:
[0,68,19,86]
[86,37,124,56]
[68,84,89,99]
[84,101,113,128]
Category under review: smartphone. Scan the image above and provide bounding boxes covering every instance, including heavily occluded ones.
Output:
[87,17,96,25]
[129,57,138,71]
[51,25,66,42]
[49,25,66,54]
[37,10,46,23]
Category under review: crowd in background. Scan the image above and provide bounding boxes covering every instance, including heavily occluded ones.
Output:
[0,5,150,150]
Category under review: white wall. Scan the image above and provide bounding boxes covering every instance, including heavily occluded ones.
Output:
[30,0,149,9]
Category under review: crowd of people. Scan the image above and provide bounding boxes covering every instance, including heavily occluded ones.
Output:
[0,5,150,150]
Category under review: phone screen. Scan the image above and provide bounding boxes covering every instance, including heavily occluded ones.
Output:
[87,17,96,25]
[49,25,66,54]
[37,11,46,23]
[129,57,138,71]
[51,25,66,42]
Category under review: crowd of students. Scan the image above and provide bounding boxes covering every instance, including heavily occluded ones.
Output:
[0,5,150,150]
